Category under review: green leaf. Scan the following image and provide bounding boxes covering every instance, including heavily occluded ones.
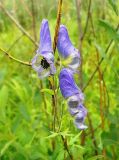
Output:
[10,79,29,103]
[73,144,84,150]
[103,139,118,145]
[18,104,31,122]
[99,19,119,41]
[0,85,8,122]
[69,131,82,146]
[108,0,118,15]
[11,115,22,133]
[45,132,59,139]
[40,88,54,95]
[45,131,72,139]
[0,139,15,156]
[56,149,65,160]
[87,155,104,160]
[94,43,106,58]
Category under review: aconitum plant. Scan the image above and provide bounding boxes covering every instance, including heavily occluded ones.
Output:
[31,19,87,130]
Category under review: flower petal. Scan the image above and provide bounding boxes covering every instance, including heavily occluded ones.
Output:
[37,66,50,79]
[75,122,88,130]
[77,104,87,117]
[57,25,80,58]
[68,97,86,116]
[68,93,84,108]
[59,68,80,98]
[44,52,54,63]
[57,25,80,71]
[50,63,56,75]
[68,106,79,115]
[37,19,53,55]
[74,111,87,130]
[68,54,80,71]
[31,53,42,72]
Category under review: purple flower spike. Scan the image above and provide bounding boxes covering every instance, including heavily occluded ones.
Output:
[57,25,80,71]
[31,19,56,79]
[59,68,80,99]
[59,68,87,130]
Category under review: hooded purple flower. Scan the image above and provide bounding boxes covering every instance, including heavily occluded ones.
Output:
[59,68,87,130]
[31,19,56,79]
[74,105,87,130]
[59,68,80,98]
[57,25,80,71]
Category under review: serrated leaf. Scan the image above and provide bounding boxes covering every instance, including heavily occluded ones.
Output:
[99,19,119,41]
[108,0,118,15]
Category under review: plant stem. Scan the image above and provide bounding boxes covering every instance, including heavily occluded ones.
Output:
[53,0,63,53]
[61,135,74,160]
[51,0,73,159]
[90,13,105,129]
[7,34,24,52]
[81,0,91,41]
[31,0,37,42]
[0,47,31,66]
[87,114,98,155]
[51,0,62,132]
[0,2,38,47]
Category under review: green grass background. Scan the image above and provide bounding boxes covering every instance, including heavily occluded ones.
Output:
[0,0,119,159]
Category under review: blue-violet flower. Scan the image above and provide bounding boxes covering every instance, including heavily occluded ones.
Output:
[31,19,56,79]
[57,25,80,72]
[59,68,87,130]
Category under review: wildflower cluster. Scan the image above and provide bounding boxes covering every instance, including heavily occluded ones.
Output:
[31,19,87,130]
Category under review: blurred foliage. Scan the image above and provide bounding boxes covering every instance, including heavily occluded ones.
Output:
[0,0,119,159]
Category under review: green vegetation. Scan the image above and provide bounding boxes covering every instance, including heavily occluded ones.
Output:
[0,0,119,159]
